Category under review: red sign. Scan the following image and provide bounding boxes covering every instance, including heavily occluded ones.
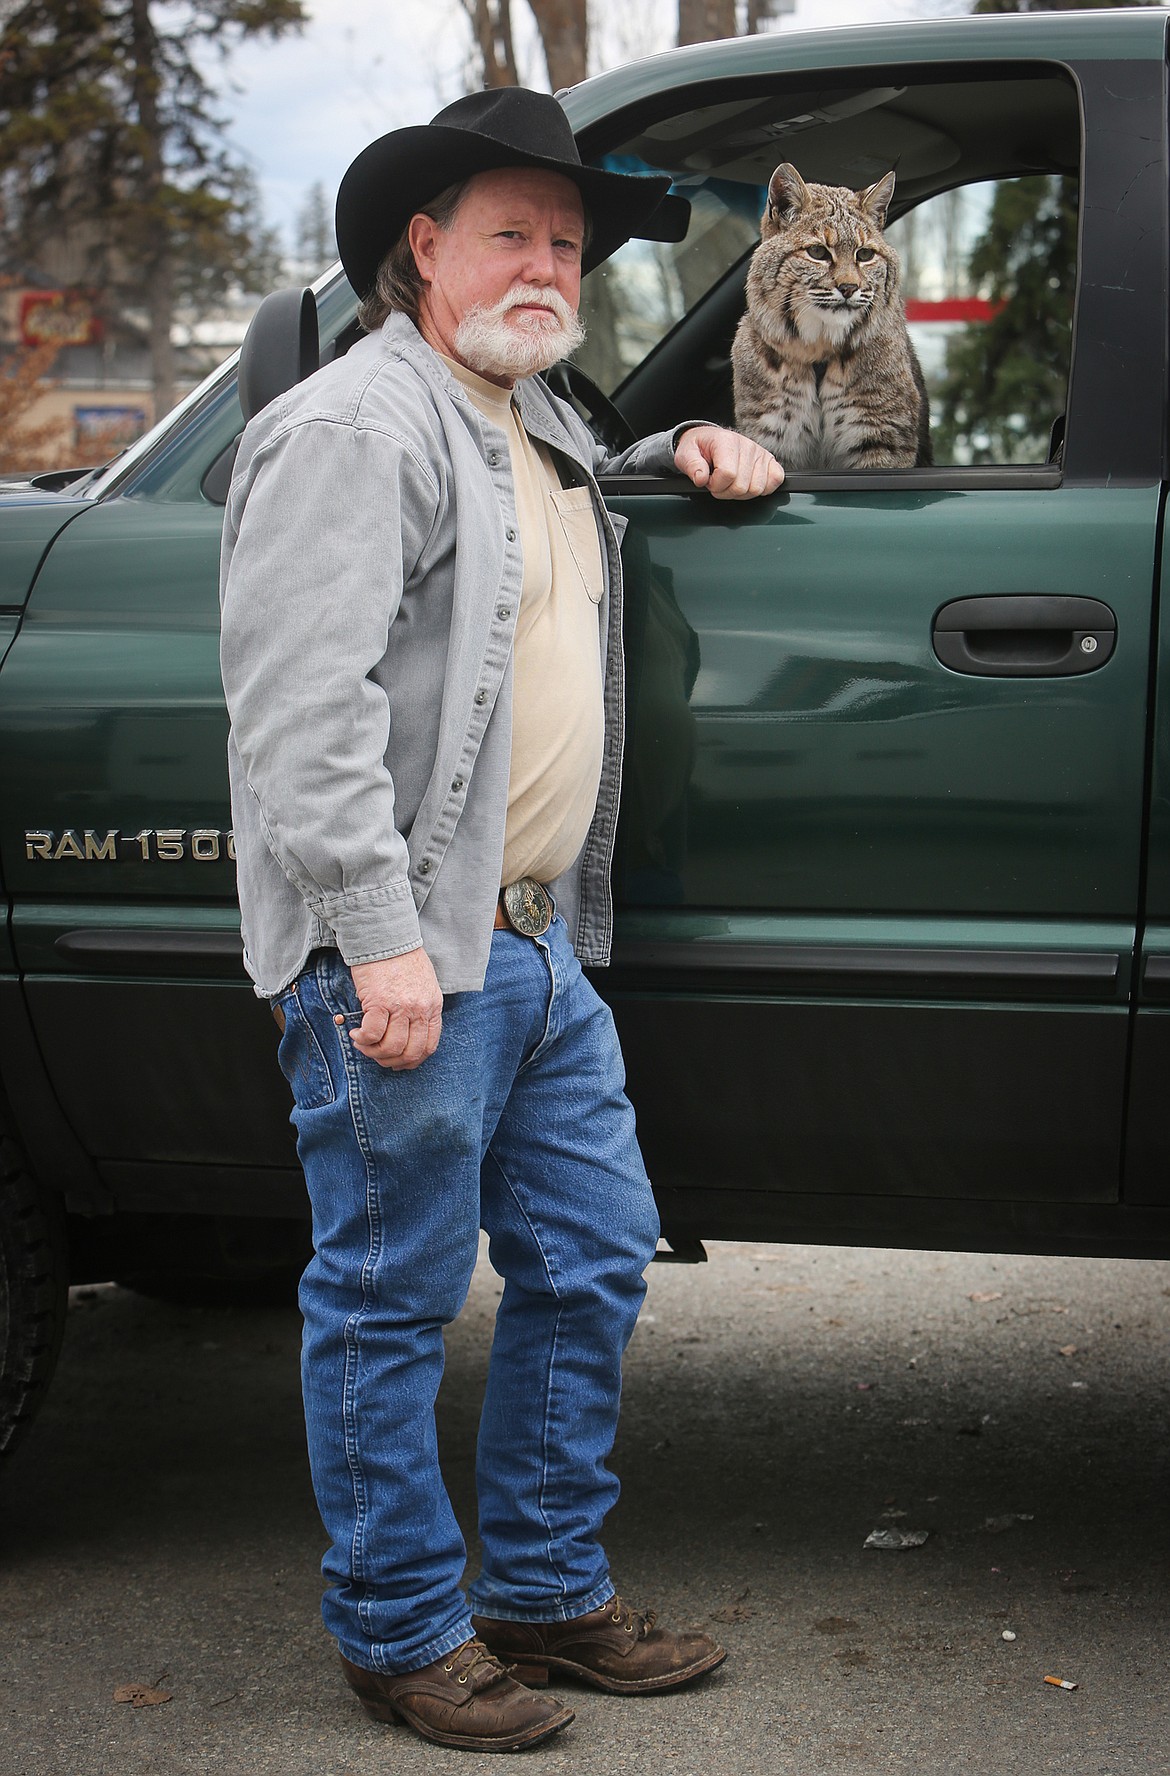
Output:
[19,290,103,348]
[904,298,1006,324]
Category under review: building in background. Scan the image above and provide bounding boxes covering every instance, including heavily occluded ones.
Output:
[0,274,272,469]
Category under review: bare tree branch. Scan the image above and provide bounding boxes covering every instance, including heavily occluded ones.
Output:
[529,0,587,90]
[458,0,519,86]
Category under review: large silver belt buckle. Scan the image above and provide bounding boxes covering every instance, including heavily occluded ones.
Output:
[502,877,554,937]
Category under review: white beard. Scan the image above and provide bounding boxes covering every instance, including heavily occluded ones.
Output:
[454,284,586,381]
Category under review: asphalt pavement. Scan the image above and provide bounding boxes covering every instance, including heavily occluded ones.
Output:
[1,1237,1167,1776]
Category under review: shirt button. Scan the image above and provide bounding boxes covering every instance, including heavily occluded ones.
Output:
[497,606,511,620]
[418,859,431,874]
[451,777,464,793]
[505,527,517,542]
[475,689,487,705]
[488,451,500,466]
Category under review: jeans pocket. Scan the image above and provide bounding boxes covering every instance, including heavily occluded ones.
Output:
[275,987,337,1111]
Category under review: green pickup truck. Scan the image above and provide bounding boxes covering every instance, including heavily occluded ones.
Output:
[2,7,1169,1456]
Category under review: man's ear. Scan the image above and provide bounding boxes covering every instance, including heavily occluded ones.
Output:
[408,213,438,284]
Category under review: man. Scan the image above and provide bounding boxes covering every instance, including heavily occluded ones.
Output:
[220,88,783,1754]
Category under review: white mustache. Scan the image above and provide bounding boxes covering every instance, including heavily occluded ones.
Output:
[496,286,576,324]
[454,282,585,381]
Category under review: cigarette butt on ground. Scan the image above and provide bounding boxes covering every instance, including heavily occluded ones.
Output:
[1043,1675,1078,1691]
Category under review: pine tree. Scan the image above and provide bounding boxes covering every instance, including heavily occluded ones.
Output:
[936,0,1164,459]
[294,181,337,277]
[973,0,1161,11]
[0,0,306,419]
[933,174,1076,463]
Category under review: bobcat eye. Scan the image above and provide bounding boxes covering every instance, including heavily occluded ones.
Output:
[856,247,876,262]
[805,244,831,261]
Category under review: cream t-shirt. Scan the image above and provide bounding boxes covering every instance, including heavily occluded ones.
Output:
[445,357,606,887]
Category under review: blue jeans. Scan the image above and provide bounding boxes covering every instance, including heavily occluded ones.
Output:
[274,918,660,1675]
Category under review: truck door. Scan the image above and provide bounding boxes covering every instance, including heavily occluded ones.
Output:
[569,44,1165,1248]
[1125,515,1170,1212]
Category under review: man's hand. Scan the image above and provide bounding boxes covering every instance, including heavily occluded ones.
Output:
[674,426,784,500]
[348,949,443,1071]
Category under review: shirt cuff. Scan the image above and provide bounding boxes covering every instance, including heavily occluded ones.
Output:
[670,419,720,451]
[313,882,423,966]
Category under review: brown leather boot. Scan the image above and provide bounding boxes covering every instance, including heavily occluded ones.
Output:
[471,1596,727,1695]
[339,1637,574,1752]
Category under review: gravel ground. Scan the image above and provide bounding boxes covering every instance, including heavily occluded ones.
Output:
[1,1238,1167,1776]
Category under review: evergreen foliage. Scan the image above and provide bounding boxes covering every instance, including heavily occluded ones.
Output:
[937,0,1163,460]
[973,1,1161,11]
[294,181,338,277]
[0,0,306,414]
[933,175,1076,464]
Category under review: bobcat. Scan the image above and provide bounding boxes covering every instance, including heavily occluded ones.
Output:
[732,163,931,470]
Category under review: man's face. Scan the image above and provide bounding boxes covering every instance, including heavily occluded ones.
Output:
[410,167,587,384]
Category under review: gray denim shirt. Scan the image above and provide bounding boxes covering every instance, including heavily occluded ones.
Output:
[219,313,691,998]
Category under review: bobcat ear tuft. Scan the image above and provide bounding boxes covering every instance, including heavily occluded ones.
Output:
[767,163,809,226]
[859,170,896,230]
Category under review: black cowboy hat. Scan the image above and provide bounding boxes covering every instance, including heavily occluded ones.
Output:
[335,87,675,297]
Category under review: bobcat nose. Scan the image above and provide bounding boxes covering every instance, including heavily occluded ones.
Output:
[836,281,860,299]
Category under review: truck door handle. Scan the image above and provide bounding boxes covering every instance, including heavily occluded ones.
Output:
[932,595,1116,677]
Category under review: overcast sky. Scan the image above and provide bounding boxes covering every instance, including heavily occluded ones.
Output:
[217,0,972,248]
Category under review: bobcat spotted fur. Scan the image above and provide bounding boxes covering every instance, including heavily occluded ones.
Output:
[732,163,930,471]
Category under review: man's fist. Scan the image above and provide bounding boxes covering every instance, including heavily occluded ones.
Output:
[674,425,784,500]
[348,948,443,1071]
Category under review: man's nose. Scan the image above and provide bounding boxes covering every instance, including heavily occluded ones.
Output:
[520,235,558,283]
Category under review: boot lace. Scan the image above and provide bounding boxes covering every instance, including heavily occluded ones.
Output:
[607,1595,657,1639]
[442,1637,509,1691]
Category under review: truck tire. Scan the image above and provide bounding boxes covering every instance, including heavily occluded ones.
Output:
[0,1133,68,1460]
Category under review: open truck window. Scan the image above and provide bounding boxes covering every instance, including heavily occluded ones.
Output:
[575,69,1080,470]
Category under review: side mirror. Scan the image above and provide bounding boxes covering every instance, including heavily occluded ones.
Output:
[238,287,320,423]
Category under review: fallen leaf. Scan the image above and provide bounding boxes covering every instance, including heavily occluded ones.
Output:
[863,1528,929,1551]
[1058,1344,1078,1357]
[113,1684,172,1709]
[833,1647,870,1669]
[814,1617,858,1636]
[968,1290,1003,1303]
[710,1603,754,1624]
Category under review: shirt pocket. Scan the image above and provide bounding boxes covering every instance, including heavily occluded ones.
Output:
[549,486,604,605]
